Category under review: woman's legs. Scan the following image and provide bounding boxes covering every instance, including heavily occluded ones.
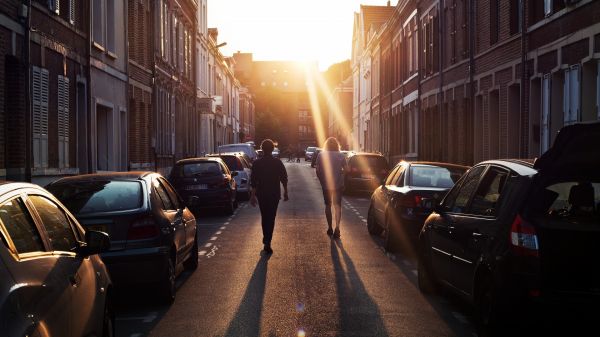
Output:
[325,203,333,229]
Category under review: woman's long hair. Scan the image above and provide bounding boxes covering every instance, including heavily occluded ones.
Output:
[323,137,340,152]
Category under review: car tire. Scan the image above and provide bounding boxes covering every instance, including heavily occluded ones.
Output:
[159,255,176,304]
[417,250,437,294]
[475,276,507,337]
[384,211,400,253]
[224,198,235,215]
[184,235,199,271]
[102,295,115,337]
[367,205,383,235]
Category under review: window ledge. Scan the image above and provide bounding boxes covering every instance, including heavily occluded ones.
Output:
[93,42,105,52]
[106,50,118,60]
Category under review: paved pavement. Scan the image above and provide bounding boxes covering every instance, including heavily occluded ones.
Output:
[115,161,477,337]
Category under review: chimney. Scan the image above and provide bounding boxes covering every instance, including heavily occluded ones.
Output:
[387,1,390,6]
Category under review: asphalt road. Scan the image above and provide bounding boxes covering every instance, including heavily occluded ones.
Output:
[114,161,478,337]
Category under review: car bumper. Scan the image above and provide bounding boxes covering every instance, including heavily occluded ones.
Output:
[100,246,170,286]
[346,177,384,191]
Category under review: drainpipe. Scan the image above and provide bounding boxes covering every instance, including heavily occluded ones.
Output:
[519,0,527,158]
[438,2,445,162]
[87,0,94,173]
[468,0,476,165]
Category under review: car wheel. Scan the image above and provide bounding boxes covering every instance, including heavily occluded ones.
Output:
[417,249,437,294]
[184,235,199,271]
[367,205,383,235]
[102,296,115,337]
[224,199,235,215]
[384,211,400,253]
[475,276,507,337]
[159,255,176,304]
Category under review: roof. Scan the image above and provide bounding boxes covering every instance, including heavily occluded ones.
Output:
[359,5,395,47]
[50,171,155,184]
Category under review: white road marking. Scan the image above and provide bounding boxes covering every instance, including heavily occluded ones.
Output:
[224,222,230,225]
[403,260,411,266]
[198,250,207,255]
[452,312,469,324]
[411,270,418,276]
[362,219,367,223]
[216,231,222,235]
[204,243,213,248]
[206,245,219,258]
[210,236,218,241]
[220,226,226,230]
[130,334,143,337]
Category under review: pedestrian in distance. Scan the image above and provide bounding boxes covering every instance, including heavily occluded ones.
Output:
[315,137,346,238]
[250,139,289,254]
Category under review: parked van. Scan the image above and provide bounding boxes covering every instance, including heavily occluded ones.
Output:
[218,143,258,162]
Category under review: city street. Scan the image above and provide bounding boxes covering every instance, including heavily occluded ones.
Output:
[114,162,477,337]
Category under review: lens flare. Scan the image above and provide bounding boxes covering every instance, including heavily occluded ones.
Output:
[297,328,306,337]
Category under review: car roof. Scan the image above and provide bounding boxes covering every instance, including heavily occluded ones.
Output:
[477,159,537,176]
[0,181,48,195]
[175,157,224,165]
[404,161,470,170]
[218,143,252,147]
[50,171,155,184]
[348,152,385,157]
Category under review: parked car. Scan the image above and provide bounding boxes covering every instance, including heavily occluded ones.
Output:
[305,146,319,161]
[272,147,281,159]
[310,148,322,168]
[0,182,113,336]
[417,122,600,334]
[218,143,258,162]
[47,172,198,304]
[169,157,238,214]
[207,153,252,199]
[367,161,468,253]
[344,152,390,193]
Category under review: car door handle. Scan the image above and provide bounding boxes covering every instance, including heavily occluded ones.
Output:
[472,232,483,237]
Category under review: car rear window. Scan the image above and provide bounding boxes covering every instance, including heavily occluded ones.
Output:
[221,156,243,171]
[48,181,143,215]
[535,181,600,221]
[409,165,466,188]
[173,162,223,177]
[307,147,317,152]
[349,155,388,169]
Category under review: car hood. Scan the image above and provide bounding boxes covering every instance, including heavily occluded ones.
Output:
[533,122,600,176]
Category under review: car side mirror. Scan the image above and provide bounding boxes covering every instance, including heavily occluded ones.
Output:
[79,230,110,257]
[231,171,238,177]
[433,202,446,214]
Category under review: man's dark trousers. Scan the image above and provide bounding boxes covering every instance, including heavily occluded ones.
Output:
[258,196,280,245]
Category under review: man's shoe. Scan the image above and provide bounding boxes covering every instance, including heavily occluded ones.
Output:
[264,245,273,254]
[327,228,333,236]
[333,229,341,239]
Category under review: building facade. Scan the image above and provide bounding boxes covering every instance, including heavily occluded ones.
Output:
[354,0,600,165]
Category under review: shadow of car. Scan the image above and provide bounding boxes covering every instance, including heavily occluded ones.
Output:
[0,182,113,336]
[47,172,198,304]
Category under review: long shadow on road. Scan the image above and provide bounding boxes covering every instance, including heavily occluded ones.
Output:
[331,239,390,337]
[223,254,271,337]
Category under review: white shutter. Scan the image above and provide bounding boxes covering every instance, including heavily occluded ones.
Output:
[541,75,551,153]
[69,0,75,24]
[58,75,70,168]
[32,67,49,168]
[544,0,552,16]
[563,68,571,125]
[569,65,580,124]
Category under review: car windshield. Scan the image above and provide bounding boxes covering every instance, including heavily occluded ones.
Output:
[221,156,243,171]
[350,155,388,170]
[174,162,222,177]
[409,165,466,188]
[48,180,143,215]
[219,145,250,154]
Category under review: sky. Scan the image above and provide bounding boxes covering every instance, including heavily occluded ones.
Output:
[207,0,392,71]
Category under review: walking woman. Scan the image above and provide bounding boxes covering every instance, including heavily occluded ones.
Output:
[315,137,346,238]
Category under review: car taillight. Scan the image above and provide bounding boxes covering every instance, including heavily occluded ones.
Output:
[127,217,158,240]
[510,214,539,257]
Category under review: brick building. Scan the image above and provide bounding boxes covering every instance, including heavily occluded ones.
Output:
[328,76,353,150]
[354,0,600,165]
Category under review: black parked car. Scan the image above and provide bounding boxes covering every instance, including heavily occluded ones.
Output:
[169,157,238,215]
[417,122,600,333]
[0,182,113,336]
[344,152,390,193]
[47,172,198,304]
[368,161,468,253]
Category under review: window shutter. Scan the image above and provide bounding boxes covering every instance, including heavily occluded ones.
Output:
[32,67,49,168]
[570,64,580,124]
[563,68,571,125]
[58,75,70,168]
[541,75,551,152]
[69,0,75,25]
[48,0,60,15]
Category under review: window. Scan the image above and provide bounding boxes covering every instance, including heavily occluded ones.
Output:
[69,0,75,25]
[0,198,45,254]
[510,0,522,35]
[154,179,175,210]
[48,0,60,15]
[385,165,401,186]
[541,74,551,152]
[32,66,49,169]
[158,178,181,210]
[29,196,79,252]
[443,166,486,213]
[47,181,143,215]
[92,0,103,46]
[490,0,499,45]
[469,167,509,216]
[564,65,581,126]
[544,0,552,16]
[409,165,466,188]
[58,75,70,168]
[106,0,115,53]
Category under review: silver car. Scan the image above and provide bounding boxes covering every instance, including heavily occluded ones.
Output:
[208,153,253,199]
[0,182,113,337]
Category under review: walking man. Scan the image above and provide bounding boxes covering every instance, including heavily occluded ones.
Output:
[250,139,289,254]
[316,137,346,238]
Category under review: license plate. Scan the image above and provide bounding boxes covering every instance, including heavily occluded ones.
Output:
[87,225,108,233]
[422,199,434,209]
[186,184,207,190]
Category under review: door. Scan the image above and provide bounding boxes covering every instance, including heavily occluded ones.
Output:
[161,177,195,251]
[27,194,101,337]
[154,178,185,257]
[429,165,486,288]
[0,196,71,337]
[447,166,510,295]
[375,165,403,225]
